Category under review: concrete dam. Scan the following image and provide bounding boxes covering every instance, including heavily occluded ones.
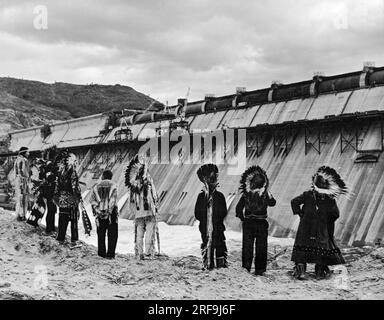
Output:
[2,65,384,247]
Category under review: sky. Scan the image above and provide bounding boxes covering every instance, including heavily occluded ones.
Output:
[1,0,384,105]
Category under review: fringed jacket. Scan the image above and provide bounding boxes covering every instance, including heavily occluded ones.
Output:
[14,155,30,190]
[55,166,82,210]
[90,179,118,222]
[129,177,158,220]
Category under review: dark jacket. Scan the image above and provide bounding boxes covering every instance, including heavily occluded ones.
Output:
[236,192,276,221]
[291,190,344,265]
[194,190,227,244]
[291,190,339,244]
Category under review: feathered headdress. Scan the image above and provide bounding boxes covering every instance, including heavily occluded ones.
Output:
[56,150,77,171]
[125,155,158,213]
[240,165,269,195]
[196,163,218,185]
[312,166,348,199]
[125,155,146,194]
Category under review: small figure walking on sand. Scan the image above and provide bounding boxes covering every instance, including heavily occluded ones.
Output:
[236,166,276,276]
[290,166,347,280]
[194,164,228,270]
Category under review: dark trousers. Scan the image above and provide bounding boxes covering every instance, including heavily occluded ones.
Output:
[97,219,118,258]
[57,209,79,242]
[242,219,268,273]
[201,232,228,269]
[45,199,57,233]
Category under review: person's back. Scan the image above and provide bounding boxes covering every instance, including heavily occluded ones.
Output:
[125,156,158,260]
[194,163,228,270]
[92,178,118,220]
[90,170,119,259]
[290,166,347,280]
[55,152,81,245]
[14,155,30,179]
[235,166,275,276]
[129,189,155,219]
[195,189,227,238]
[14,147,31,221]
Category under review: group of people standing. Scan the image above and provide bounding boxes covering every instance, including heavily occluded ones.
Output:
[12,145,347,280]
[14,146,85,245]
[194,163,347,280]
[12,146,158,261]
[13,146,117,257]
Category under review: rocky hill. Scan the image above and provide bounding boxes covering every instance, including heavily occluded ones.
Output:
[0,77,157,136]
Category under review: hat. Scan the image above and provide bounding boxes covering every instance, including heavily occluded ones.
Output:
[312,166,348,198]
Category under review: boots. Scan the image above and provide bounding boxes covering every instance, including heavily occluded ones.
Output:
[315,264,331,279]
[255,269,266,276]
[293,263,307,280]
[216,257,228,268]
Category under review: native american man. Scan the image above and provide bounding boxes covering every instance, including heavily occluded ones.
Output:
[90,169,119,259]
[194,164,228,270]
[54,151,82,245]
[30,146,59,232]
[291,166,347,280]
[236,166,276,276]
[14,146,31,221]
[125,156,159,260]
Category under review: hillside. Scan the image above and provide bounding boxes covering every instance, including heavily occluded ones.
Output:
[0,77,157,135]
[1,208,384,300]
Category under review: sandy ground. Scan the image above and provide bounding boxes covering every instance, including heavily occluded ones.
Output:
[1,208,384,300]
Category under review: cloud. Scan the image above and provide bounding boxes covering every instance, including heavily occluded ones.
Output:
[0,0,384,104]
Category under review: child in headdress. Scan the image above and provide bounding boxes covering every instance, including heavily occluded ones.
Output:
[290,166,347,280]
[235,166,276,276]
[90,170,119,259]
[194,164,228,270]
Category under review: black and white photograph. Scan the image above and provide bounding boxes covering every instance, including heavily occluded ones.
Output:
[0,0,384,309]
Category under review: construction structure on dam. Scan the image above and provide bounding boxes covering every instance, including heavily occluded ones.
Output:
[1,64,384,247]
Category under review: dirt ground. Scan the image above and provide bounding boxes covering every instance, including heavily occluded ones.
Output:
[1,208,384,300]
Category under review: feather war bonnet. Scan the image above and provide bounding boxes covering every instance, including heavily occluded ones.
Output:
[312,166,349,199]
[240,165,269,195]
[125,155,147,193]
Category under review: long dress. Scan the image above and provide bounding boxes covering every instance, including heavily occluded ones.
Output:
[291,190,345,266]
